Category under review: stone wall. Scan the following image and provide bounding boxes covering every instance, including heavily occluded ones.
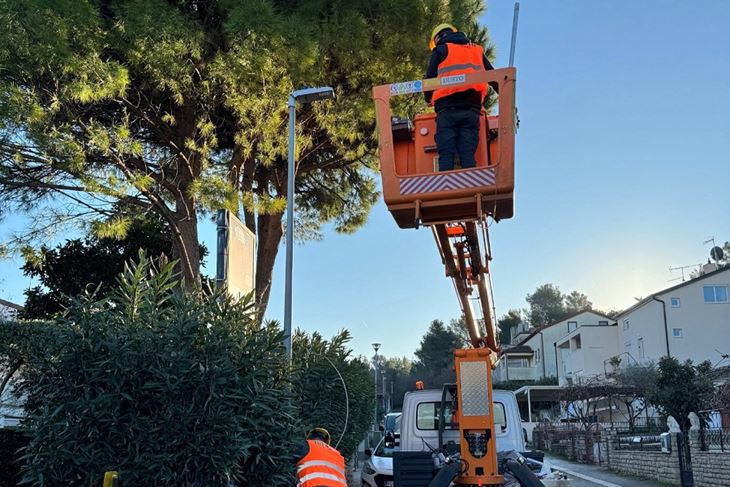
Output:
[689,431,730,487]
[603,432,680,485]
[533,426,604,464]
[536,423,730,486]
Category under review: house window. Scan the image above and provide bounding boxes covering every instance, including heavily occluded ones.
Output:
[598,320,609,326]
[672,328,683,338]
[567,321,578,332]
[623,319,630,330]
[507,358,529,368]
[670,297,681,308]
[704,286,729,303]
[638,338,645,359]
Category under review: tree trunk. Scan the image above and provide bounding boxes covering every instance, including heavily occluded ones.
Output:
[171,195,201,289]
[254,211,284,319]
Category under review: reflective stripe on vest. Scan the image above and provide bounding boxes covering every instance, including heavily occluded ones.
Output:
[297,460,347,476]
[431,43,488,105]
[297,440,348,487]
[298,472,348,487]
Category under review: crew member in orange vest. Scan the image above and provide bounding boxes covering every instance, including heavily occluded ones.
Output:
[425,24,496,172]
[296,427,348,487]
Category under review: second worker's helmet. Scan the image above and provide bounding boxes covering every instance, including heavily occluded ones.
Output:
[307,427,332,445]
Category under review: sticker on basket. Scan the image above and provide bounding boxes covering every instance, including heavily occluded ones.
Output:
[390,80,423,95]
[440,74,466,86]
[399,167,496,195]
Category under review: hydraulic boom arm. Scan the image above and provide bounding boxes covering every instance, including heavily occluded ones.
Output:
[433,220,500,354]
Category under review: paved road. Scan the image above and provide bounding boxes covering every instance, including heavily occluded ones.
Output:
[544,455,667,487]
[349,453,667,487]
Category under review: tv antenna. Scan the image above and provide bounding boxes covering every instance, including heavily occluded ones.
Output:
[669,263,701,282]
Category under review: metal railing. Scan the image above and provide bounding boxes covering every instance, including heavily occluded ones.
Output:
[699,427,730,452]
[614,434,663,451]
[611,418,667,435]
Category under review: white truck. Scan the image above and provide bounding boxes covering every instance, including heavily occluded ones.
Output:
[400,388,527,454]
[392,386,545,487]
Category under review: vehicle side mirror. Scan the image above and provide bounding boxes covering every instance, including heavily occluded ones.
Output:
[365,449,373,457]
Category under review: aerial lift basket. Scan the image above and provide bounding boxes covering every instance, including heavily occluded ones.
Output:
[372,68,517,229]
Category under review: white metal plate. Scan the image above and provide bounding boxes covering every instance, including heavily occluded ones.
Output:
[459,361,490,417]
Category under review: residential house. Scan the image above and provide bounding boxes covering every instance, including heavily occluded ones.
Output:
[0,298,22,320]
[553,266,730,424]
[494,310,616,384]
[0,299,23,427]
[556,321,619,386]
[615,265,730,367]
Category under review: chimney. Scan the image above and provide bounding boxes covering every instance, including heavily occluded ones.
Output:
[702,260,718,275]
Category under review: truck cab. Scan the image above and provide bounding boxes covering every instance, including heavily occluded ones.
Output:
[400,388,525,454]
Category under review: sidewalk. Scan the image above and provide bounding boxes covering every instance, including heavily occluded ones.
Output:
[544,454,669,487]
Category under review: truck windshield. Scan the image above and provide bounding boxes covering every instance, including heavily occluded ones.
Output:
[416,401,507,431]
[416,402,457,430]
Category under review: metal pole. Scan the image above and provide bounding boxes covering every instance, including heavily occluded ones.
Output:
[284,96,296,361]
[373,352,379,431]
[509,2,520,67]
[215,209,227,289]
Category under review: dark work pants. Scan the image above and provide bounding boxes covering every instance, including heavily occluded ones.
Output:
[435,108,480,171]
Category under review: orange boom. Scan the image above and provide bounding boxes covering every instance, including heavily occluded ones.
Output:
[372,67,523,485]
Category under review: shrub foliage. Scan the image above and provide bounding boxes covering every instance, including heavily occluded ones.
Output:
[292,329,375,459]
[6,256,299,487]
[1,254,378,485]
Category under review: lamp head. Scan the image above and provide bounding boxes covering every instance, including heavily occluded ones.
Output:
[292,86,335,104]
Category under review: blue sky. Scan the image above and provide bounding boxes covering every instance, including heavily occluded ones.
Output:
[1,0,729,360]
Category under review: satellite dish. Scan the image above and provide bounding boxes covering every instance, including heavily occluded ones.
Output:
[710,246,724,262]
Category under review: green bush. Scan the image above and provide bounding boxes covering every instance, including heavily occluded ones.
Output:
[0,428,29,487]
[10,256,299,487]
[292,329,375,459]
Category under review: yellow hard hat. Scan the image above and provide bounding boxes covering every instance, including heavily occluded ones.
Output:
[307,427,332,445]
[429,23,457,50]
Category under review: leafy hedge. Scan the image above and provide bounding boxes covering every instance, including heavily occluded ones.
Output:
[0,255,376,486]
[292,330,375,459]
[3,257,299,487]
[0,429,28,487]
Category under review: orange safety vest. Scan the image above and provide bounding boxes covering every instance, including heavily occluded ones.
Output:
[296,440,348,487]
[431,43,488,105]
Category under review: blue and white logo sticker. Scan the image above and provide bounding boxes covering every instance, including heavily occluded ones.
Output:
[390,80,423,95]
[440,74,466,86]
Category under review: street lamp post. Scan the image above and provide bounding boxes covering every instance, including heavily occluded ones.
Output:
[372,343,381,432]
[283,87,335,361]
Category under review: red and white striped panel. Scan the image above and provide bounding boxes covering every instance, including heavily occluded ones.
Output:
[399,167,496,195]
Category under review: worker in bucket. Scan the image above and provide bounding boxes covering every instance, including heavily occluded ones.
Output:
[296,427,348,487]
[424,23,496,172]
